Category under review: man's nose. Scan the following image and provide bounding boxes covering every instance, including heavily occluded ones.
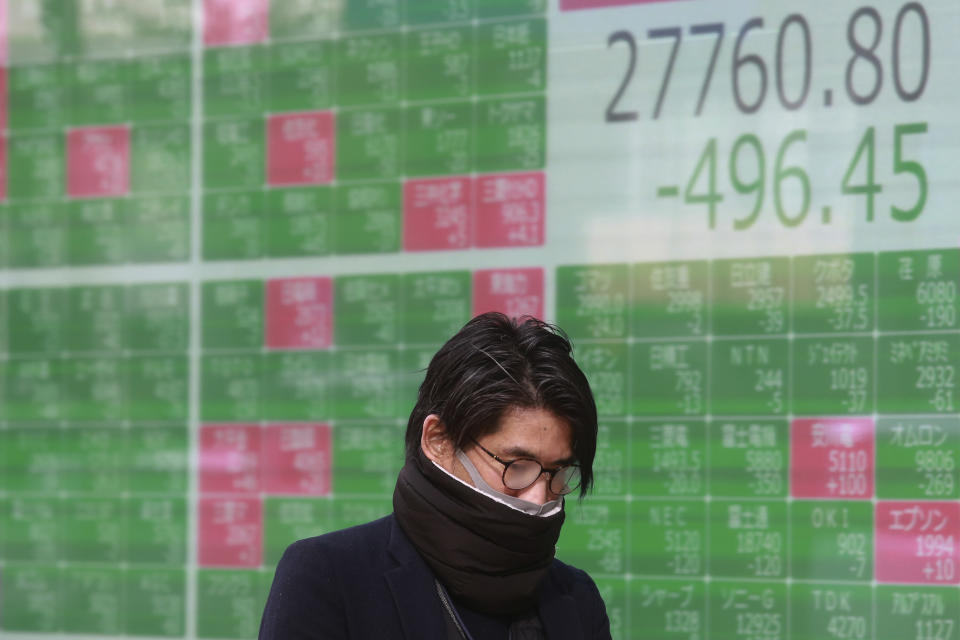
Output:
[518,473,553,505]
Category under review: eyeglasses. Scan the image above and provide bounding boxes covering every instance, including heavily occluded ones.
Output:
[470,438,581,496]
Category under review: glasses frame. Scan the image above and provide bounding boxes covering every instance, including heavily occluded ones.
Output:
[469,438,580,496]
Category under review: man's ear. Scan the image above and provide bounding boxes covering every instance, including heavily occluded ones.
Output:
[420,414,451,465]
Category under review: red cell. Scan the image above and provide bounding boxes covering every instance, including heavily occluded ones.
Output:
[262,423,332,496]
[67,126,130,198]
[475,172,545,248]
[403,177,473,251]
[199,424,261,495]
[198,496,263,568]
[264,277,333,350]
[790,418,875,499]
[473,268,544,319]
[876,501,960,584]
[266,111,335,186]
[203,0,268,46]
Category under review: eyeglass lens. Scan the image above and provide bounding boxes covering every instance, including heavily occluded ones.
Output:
[503,459,581,495]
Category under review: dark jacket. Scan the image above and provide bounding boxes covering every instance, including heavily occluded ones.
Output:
[259,514,611,639]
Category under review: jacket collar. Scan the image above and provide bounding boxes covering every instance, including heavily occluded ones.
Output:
[536,566,584,640]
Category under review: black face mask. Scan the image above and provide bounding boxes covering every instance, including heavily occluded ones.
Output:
[392,451,565,616]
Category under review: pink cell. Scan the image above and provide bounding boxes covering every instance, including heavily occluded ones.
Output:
[67,126,130,198]
[265,277,333,350]
[199,424,261,495]
[203,0,268,47]
[475,172,545,248]
[790,418,874,499]
[262,423,332,495]
[876,501,960,584]
[473,268,544,319]
[403,177,473,251]
[198,496,263,568]
[267,112,335,186]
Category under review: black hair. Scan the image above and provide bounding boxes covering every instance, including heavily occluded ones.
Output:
[406,311,598,498]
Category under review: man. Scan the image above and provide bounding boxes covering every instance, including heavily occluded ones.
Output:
[259,312,611,639]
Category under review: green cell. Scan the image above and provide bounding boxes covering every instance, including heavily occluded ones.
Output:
[878,335,960,414]
[792,253,875,333]
[336,107,402,180]
[406,0,475,24]
[329,496,393,531]
[793,337,874,415]
[0,564,60,632]
[630,421,706,497]
[3,359,61,422]
[201,354,261,421]
[4,496,59,561]
[57,426,125,494]
[4,201,68,268]
[628,579,705,640]
[124,1,193,53]
[404,101,473,176]
[593,578,628,640]
[196,569,265,640]
[265,186,333,258]
[878,249,960,331]
[629,341,707,416]
[706,581,786,640]
[132,124,191,193]
[260,351,328,421]
[332,422,405,495]
[67,58,129,125]
[125,567,187,637]
[790,583,872,640]
[68,199,127,266]
[203,45,265,118]
[60,497,124,562]
[128,356,189,422]
[60,567,123,634]
[267,40,335,112]
[709,501,787,579]
[628,500,704,577]
[404,26,474,100]
[128,196,191,263]
[129,53,191,123]
[334,274,400,346]
[477,18,546,95]
[0,289,6,353]
[710,339,788,415]
[126,425,189,494]
[62,285,125,353]
[125,497,187,564]
[330,349,399,420]
[630,261,709,338]
[270,0,337,39]
[401,271,471,344]
[475,96,545,172]
[711,257,790,335]
[125,282,190,352]
[343,0,401,31]
[790,500,873,581]
[203,119,265,190]
[592,420,628,498]
[709,420,788,498]
[397,346,435,417]
[556,500,628,576]
[478,0,546,19]
[876,417,960,499]
[556,264,630,340]
[7,132,65,199]
[263,497,333,566]
[3,427,59,492]
[875,586,960,640]
[338,34,402,107]
[332,181,402,253]
[7,287,63,354]
[575,343,628,417]
[60,357,126,421]
[203,190,265,260]
[202,280,264,349]
[7,63,66,130]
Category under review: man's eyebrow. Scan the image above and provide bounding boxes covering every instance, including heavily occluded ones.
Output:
[501,445,577,467]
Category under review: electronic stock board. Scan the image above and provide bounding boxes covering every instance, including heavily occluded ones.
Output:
[0,0,958,639]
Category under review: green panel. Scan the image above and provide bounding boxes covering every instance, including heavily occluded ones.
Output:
[477,18,546,95]
[62,285,125,352]
[131,124,191,193]
[8,0,77,62]
[404,26,474,100]
[60,497,124,563]
[60,357,126,421]
[8,63,66,130]
[260,351,328,421]
[397,346,435,418]
[708,501,786,579]
[792,253,875,333]
[57,426,125,494]
[125,567,187,637]
[203,45,264,118]
[270,0,337,39]
[790,584,872,640]
[475,96,545,172]
[196,569,265,640]
[330,349,399,420]
[336,107,402,180]
[628,579,704,640]
[477,0,546,19]
[4,496,59,561]
[128,356,189,422]
[7,132,65,199]
[629,341,706,416]
[202,119,265,189]
[334,274,401,346]
[338,34,402,106]
[876,417,960,499]
[125,282,190,352]
[556,500,629,576]
[712,257,790,335]
[404,101,473,175]
[793,337,874,415]
[406,0,475,24]
[332,422,405,495]
[267,41,335,112]
[129,53,192,122]
[125,497,187,564]
[3,359,61,421]
[706,581,786,640]
[629,500,705,577]
[264,186,333,258]
[3,427,60,493]
[7,287,63,354]
[708,420,788,497]
[126,425,189,494]
[878,335,959,414]
[556,264,629,340]
[875,586,960,640]
[0,564,61,632]
[710,339,788,415]
[263,497,332,566]
[342,0,401,31]
[329,496,393,531]
[203,190,265,260]
[593,420,628,498]
[878,249,959,331]
[124,1,193,53]
[576,343,628,417]
[67,58,130,125]
[201,354,261,421]
[332,181,402,254]
[60,567,123,634]
[127,196,191,263]
[400,270,471,344]
[630,421,705,497]
[5,201,68,268]
[790,501,873,581]
[67,198,127,266]
[202,280,264,349]
[630,261,709,338]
